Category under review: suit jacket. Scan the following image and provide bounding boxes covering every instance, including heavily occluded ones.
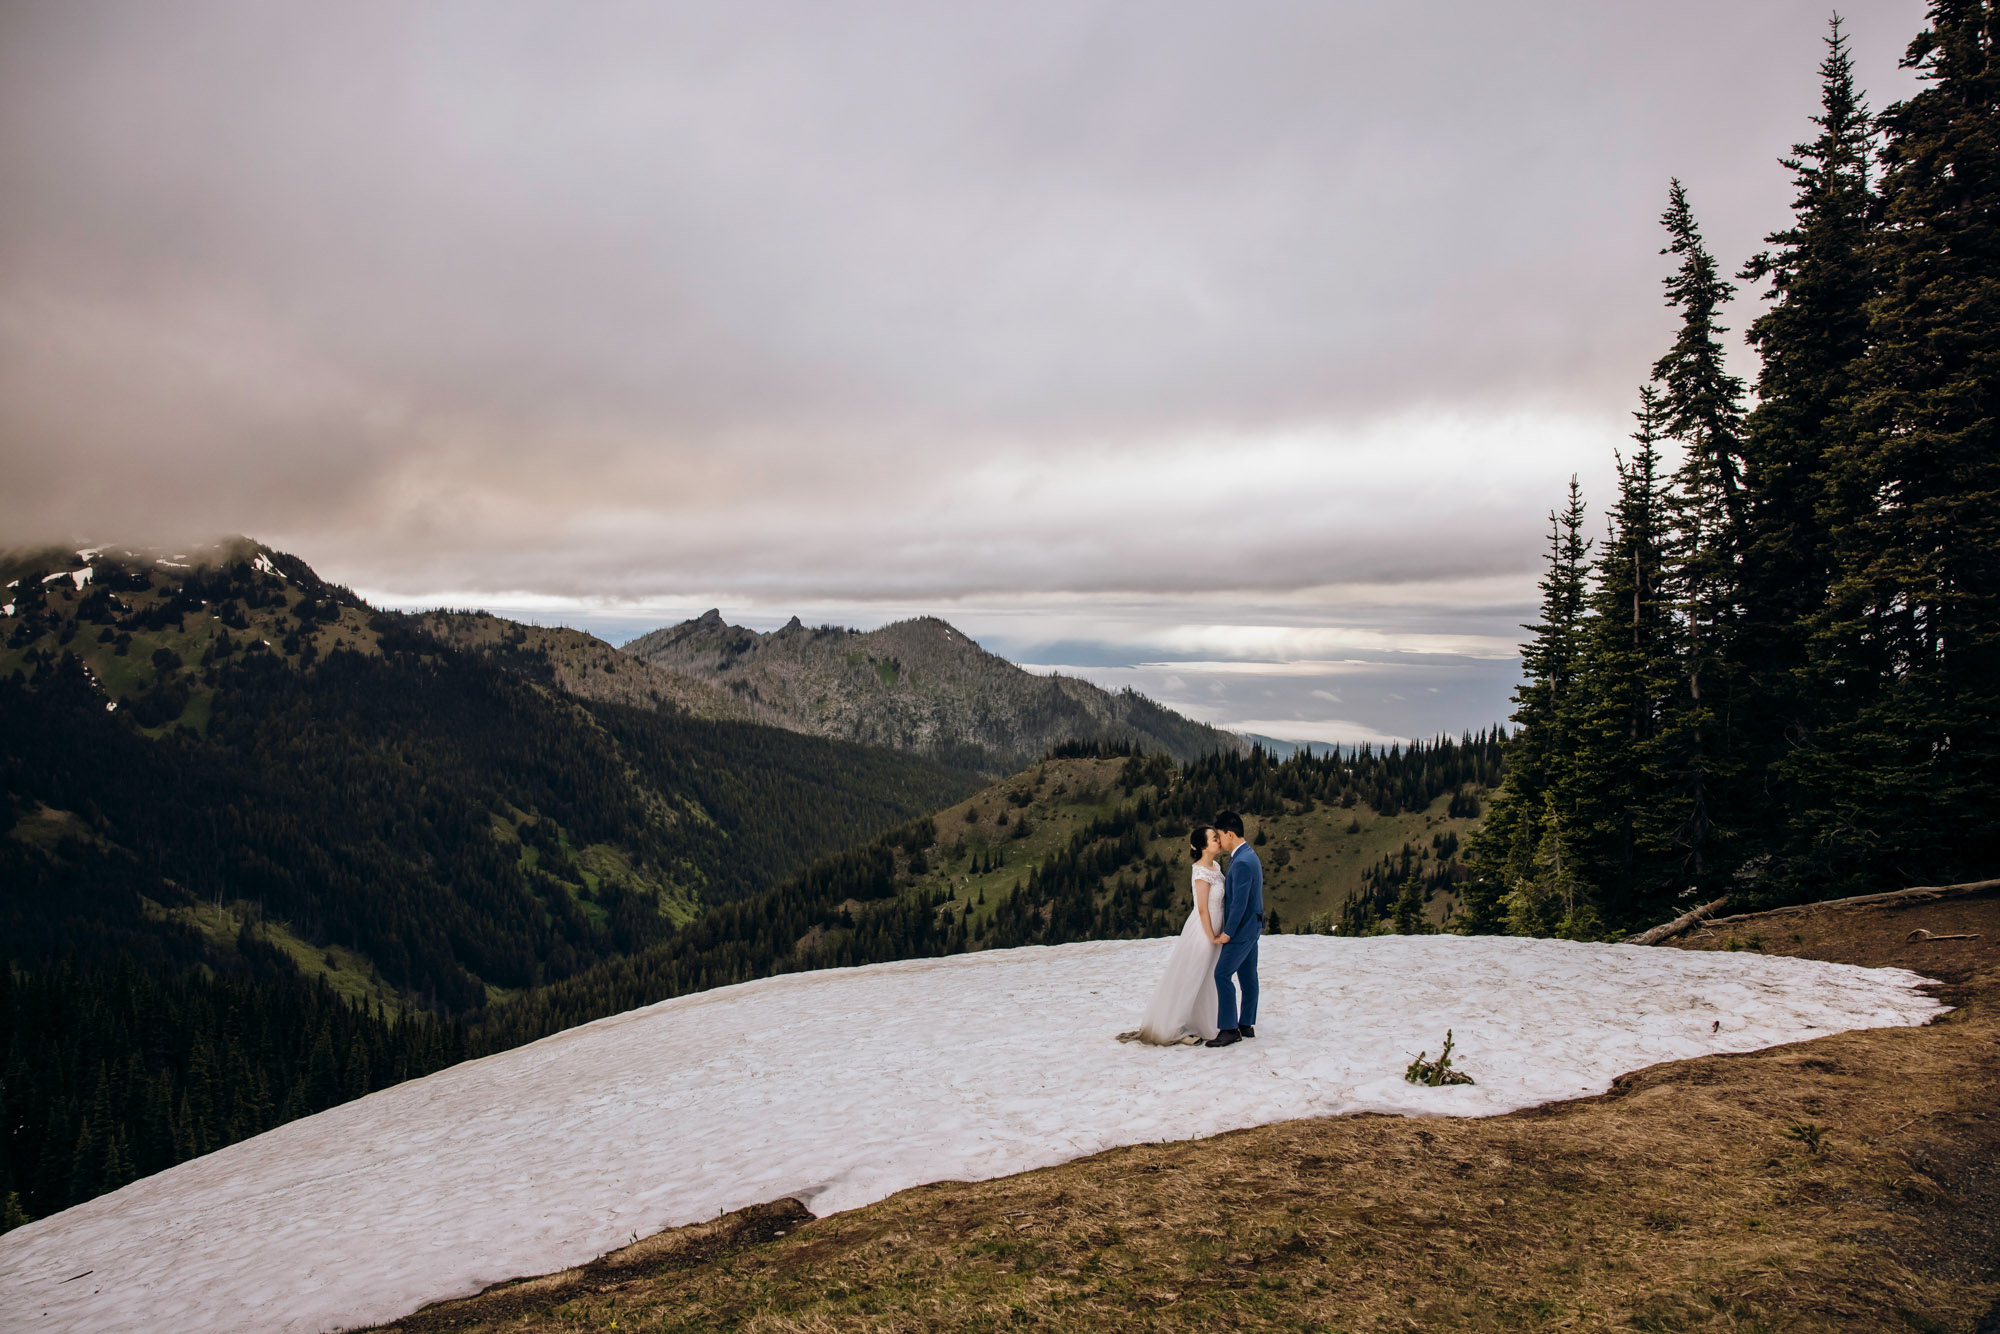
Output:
[1221,842,1264,940]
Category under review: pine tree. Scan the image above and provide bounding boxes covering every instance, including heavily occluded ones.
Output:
[0,1192,31,1234]
[1798,0,2000,890]
[1553,391,1680,923]
[1463,479,1591,932]
[1652,180,1750,898]
[1737,17,1880,882]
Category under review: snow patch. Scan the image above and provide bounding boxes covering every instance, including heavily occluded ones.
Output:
[0,936,1941,1334]
[105,700,118,712]
[252,553,282,578]
[70,566,94,589]
[40,570,70,583]
[155,560,190,569]
[1,604,12,618]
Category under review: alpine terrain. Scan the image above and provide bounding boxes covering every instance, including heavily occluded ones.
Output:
[625,610,1241,772]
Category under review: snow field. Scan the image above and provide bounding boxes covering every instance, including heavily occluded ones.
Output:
[0,935,1942,1334]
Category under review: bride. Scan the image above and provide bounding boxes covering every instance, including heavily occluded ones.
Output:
[1131,825,1225,1045]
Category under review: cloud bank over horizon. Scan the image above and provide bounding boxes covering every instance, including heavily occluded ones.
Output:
[0,0,1928,742]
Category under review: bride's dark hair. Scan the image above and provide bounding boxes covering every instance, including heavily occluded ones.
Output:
[1187,825,1215,862]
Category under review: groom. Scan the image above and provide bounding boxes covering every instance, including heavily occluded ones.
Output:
[1205,811,1262,1048]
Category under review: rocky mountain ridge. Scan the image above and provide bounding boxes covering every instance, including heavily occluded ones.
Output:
[623,610,1242,772]
[409,610,763,725]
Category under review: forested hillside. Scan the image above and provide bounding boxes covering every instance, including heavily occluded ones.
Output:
[624,610,1241,771]
[0,545,978,999]
[1468,15,2000,937]
[0,541,979,1225]
[469,734,1501,1050]
[0,962,467,1231]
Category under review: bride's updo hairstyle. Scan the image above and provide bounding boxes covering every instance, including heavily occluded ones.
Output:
[1187,825,1215,862]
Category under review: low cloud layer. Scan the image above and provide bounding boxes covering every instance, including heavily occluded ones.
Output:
[0,1,1927,740]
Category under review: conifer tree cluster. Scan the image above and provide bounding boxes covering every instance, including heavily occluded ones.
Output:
[0,961,464,1230]
[1466,8,2000,935]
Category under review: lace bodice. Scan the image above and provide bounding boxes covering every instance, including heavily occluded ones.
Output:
[1192,863,1225,916]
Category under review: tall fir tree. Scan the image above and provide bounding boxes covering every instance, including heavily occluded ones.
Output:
[1651,181,1750,897]
[1736,17,1880,881]
[1552,391,1681,924]
[1797,0,2000,890]
[1462,478,1591,933]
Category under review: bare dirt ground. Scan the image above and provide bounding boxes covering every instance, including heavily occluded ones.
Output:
[370,892,2000,1333]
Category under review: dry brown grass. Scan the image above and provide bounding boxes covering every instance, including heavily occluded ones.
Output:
[371,894,2000,1333]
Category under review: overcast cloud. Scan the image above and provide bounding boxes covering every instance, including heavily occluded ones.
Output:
[0,1,1927,741]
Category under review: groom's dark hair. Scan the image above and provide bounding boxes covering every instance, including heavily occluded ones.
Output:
[1214,811,1245,837]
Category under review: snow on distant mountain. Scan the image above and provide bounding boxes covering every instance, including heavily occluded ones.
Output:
[0,938,1939,1334]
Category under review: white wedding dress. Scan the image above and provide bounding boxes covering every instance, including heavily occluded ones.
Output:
[1131,863,1224,1045]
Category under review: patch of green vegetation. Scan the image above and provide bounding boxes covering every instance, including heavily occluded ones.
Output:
[159,898,408,1016]
[578,841,699,927]
[897,760,1484,939]
[6,803,96,850]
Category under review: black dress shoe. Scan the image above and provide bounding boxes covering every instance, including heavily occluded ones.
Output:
[1205,1029,1241,1048]
[1239,1024,1256,1039]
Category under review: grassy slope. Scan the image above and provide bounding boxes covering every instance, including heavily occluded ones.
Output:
[373,894,2000,1334]
[898,756,1484,937]
[148,898,410,1017]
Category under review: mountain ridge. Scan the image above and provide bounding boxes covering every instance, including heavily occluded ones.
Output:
[623,609,1243,772]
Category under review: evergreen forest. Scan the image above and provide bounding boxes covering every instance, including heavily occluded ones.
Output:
[1465,11,2000,937]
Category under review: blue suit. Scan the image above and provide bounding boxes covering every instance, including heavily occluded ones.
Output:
[1215,841,1263,1031]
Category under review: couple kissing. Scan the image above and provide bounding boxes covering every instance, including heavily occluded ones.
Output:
[1129,810,1263,1047]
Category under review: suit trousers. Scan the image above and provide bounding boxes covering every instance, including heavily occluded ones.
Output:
[1214,933,1259,1031]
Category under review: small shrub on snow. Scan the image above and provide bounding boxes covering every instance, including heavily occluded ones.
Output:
[1404,1030,1475,1087]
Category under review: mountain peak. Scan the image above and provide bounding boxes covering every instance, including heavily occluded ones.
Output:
[623,609,1239,772]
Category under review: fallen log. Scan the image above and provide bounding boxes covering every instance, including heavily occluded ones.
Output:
[1704,878,2000,928]
[1906,928,1983,943]
[1624,896,1729,946]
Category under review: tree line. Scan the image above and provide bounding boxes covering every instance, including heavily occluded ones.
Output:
[0,957,466,1228]
[1466,9,1999,937]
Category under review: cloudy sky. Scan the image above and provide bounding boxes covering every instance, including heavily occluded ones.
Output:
[1,1,1927,743]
